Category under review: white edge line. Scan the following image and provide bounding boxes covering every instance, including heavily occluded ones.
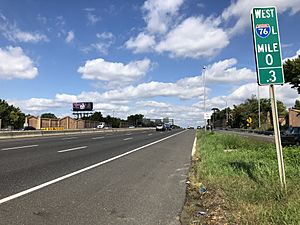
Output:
[1,145,39,151]
[58,146,87,153]
[0,130,187,205]
[191,136,197,157]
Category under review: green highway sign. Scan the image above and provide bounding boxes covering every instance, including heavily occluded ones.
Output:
[251,6,285,85]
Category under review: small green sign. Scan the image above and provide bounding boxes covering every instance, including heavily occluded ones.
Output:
[251,6,284,85]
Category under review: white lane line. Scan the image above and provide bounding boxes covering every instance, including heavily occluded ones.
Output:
[58,146,87,153]
[62,137,78,140]
[92,137,105,140]
[125,133,132,136]
[148,134,153,136]
[1,145,39,151]
[123,137,133,141]
[0,130,187,205]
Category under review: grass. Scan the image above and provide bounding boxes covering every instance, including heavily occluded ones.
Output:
[181,131,300,225]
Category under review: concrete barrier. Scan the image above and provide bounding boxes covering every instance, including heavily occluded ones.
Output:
[0,127,155,139]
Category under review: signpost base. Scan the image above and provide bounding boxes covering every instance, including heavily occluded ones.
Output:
[269,85,286,190]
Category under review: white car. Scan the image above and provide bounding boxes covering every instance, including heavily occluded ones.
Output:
[156,124,166,131]
[97,122,105,129]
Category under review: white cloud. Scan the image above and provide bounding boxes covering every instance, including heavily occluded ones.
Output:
[155,17,229,58]
[283,49,300,62]
[107,81,203,100]
[228,83,299,108]
[87,12,101,25]
[0,46,38,80]
[125,32,156,53]
[77,58,151,87]
[171,58,255,86]
[55,94,77,103]
[125,1,230,58]
[0,13,48,43]
[10,98,62,111]
[137,101,171,108]
[82,32,115,54]
[142,0,184,34]
[222,0,300,36]
[94,103,129,112]
[96,32,114,40]
[65,31,75,43]
[205,58,255,83]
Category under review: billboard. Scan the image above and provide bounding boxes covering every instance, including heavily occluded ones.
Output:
[72,102,93,111]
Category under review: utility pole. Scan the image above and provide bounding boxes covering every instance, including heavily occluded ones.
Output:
[258,85,261,128]
[225,98,228,127]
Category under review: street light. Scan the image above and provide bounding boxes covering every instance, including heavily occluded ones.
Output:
[203,66,206,132]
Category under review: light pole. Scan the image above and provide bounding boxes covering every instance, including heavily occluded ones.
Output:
[203,66,206,132]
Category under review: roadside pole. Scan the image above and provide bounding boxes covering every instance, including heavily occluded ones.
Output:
[251,6,286,190]
[258,85,261,128]
[203,66,206,132]
[270,85,286,189]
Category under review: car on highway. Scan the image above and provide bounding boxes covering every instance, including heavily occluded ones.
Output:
[96,122,105,129]
[156,124,166,131]
[23,126,36,131]
[164,123,172,131]
[281,127,300,146]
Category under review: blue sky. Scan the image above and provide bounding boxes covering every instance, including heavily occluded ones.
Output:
[0,0,299,127]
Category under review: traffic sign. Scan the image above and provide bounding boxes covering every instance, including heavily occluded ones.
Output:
[204,113,211,120]
[251,6,284,85]
[246,117,253,124]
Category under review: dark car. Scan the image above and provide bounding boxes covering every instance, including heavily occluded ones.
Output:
[164,123,172,131]
[281,127,300,146]
[23,126,36,131]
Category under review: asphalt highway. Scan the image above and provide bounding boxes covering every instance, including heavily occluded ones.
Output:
[0,128,195,225]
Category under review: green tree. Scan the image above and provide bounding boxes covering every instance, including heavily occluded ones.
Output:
[0,99,25,129]
[90,111,103,121]
[294,100,300,110]
[127,114,144,126]
[41,113,57,119]
[225,96,287,129]
[283,55,300,94]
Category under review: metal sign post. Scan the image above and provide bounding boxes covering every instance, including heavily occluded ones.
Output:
[251,6,286,189]
[270,85,286,189]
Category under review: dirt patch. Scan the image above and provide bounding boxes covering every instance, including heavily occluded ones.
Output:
[181,159,229,225]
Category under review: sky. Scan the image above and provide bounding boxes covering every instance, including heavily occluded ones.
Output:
[0,0,299,127]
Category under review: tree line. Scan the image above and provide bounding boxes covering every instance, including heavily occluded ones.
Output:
[211,97,299,130]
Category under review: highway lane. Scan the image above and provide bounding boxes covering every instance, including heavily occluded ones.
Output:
[0,129,172,197]
[0,129,183,198]
[0,129,195,225]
